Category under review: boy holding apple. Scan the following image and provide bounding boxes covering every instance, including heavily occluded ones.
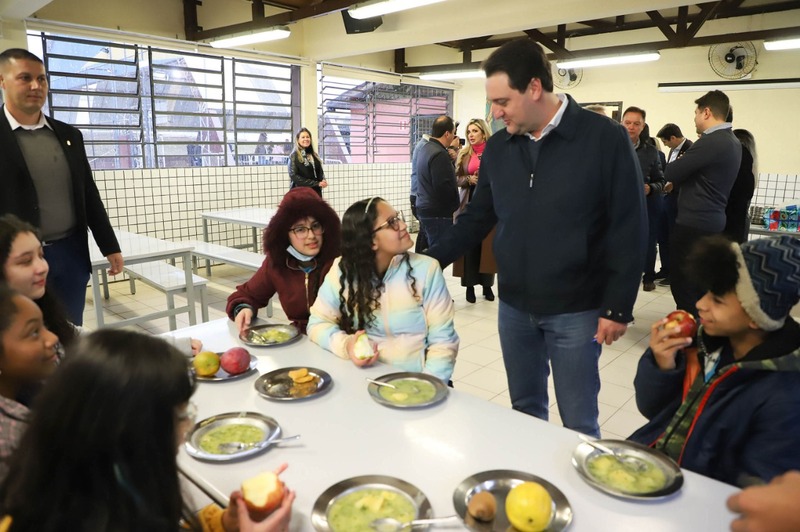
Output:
[629,235,800,487]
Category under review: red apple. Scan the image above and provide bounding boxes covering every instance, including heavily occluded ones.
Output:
[664,310,698,338]
[242,471,285,513]
[220,347,251,375]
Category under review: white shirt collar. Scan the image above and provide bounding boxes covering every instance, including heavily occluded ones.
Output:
[3,105,52,131]
[525,93,568,141]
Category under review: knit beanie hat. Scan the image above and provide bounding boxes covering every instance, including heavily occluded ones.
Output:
[732,235,800,331]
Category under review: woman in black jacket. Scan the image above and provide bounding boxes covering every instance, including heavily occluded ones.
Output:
[288,127,327,196]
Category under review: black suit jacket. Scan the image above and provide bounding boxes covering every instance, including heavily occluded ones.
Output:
[667,138,693,163]
[0,107,120,257]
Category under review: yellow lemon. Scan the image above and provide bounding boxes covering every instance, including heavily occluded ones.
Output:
[193,351,220,377]
[505,481,553,532]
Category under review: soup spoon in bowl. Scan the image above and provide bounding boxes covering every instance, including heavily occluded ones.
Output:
[365,378,397,389]
[577,434,647,472]
[217,434,301,454]
[370,515,458,531]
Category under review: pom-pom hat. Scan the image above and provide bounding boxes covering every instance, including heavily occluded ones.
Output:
[732,235,800,331]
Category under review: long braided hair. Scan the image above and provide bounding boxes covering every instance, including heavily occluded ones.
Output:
[337,198,417,333]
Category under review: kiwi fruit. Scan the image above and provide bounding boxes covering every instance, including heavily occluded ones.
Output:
[467,491,497,522]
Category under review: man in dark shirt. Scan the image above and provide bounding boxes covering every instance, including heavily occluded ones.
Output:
[622,107,665,292]
[415,116,459,247]
[665,90,741,315]
[0,48,122,324]
[426,39,645,437]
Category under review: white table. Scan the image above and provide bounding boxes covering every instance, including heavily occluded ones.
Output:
[89,230,196,328]
[167,318,739,532]
[201,207,277,251]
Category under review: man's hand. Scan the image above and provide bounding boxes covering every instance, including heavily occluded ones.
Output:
[664,181,674,193]
[644,183,651,196]
[106,252,124,275]
[595,317,627,346]
[319,179,328,189]
[727,471,800,532]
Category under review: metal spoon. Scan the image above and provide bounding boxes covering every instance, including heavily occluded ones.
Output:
[578,434,647,472]
[365,377,397,389]
[370,515,458,531]
[217,434,301,454]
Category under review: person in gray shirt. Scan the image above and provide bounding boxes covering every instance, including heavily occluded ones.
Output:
[665,90,741,314]
[0,48,122,325]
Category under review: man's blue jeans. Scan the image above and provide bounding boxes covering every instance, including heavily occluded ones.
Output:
[498,301,602,437]
[418,216,453,248]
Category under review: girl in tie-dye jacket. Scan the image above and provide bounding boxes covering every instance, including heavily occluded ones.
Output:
[308,197,458,382]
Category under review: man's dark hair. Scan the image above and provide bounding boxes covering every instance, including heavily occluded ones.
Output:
[622,106,646,121]
[656,123,683,140]
[685,235,739,296]
[483,38,553,93]
[431,116,454,138]
[694,90,731,121]
[726,104,734,123]
[0,48,44,67]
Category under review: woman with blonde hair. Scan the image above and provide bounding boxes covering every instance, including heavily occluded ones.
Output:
[288,127,327,196]
[454,118,496,303]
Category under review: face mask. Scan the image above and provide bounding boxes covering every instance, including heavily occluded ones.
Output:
[287,245,316,262]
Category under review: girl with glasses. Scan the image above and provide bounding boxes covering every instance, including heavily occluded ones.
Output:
[227,187,341,335]
[307,197,459,383]
[0,329,294,531]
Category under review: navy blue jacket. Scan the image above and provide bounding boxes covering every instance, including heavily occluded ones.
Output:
[629,320,800,486]
[427,96,646,322]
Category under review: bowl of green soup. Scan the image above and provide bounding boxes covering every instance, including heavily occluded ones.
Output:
[366,372,448,409]
[310,475,432,532]
[571,439,683,499]
[184,411,281,462]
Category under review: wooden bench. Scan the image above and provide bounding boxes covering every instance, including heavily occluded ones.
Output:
[181,240,272,318]
[125,262,209,330]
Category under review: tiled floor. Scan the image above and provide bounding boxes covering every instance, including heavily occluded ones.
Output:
[82,256,680,441]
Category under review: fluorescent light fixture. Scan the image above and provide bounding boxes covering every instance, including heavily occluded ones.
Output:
[658,78,800,92]
[764,38,800,51]
[419,70,485,81]
[349,0,446,20]
[556,52,660,69]
[209,26,291,48]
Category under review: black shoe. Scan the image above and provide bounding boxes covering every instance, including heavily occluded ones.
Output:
[483,286,495,301]
[658,277,671,286]
[654,270,668,281]
[466,287,476,303]
[643,281,656,292]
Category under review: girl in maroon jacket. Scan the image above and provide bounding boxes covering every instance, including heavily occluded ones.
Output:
[226,188,341,334]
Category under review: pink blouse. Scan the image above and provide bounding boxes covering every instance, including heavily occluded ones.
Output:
[467,142,486,176]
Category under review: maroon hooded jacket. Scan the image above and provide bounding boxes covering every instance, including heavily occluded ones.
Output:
[226,188,341,333]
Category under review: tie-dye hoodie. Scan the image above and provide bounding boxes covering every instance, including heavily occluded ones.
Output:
[307,253,459,382]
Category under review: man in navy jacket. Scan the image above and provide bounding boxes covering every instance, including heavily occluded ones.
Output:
[415,116,459,247]
[0,48,122,324]
[426,38,646,436]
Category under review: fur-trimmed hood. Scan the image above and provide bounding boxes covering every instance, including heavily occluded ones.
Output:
[263,188,341,269]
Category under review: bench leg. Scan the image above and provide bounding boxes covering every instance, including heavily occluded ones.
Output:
[200,286,208,323]
[266,295,273,318]
[129,276,136,295]
[167,292,177,331]
[101,269,110,300]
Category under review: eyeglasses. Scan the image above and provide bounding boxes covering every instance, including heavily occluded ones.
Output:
[372,211,405,233]
[177,401,197,426]
[289,221,324,237]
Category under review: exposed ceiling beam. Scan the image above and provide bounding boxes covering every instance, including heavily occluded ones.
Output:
[401,25,800,75]
[524,28,573,59]
[647,9,680,45]
[438,1,800,51]
[187,0,361,42]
